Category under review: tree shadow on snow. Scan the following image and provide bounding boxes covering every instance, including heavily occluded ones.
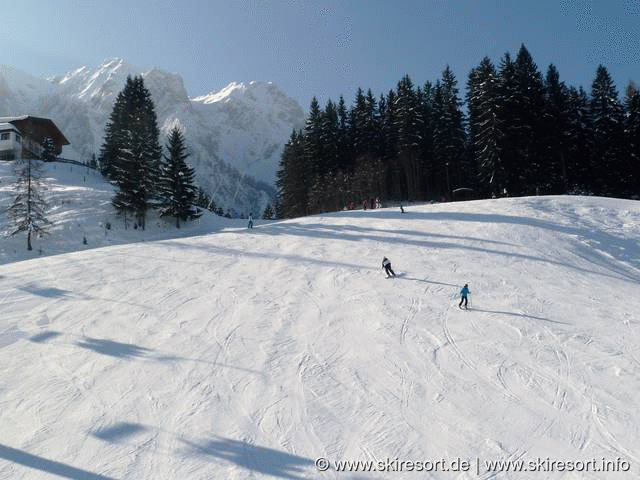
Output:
[154,354,263,374]
[472,307,570,325]
[396,276,458,287]
[180,436,314,479]
[0,443,116,480]
[30,330,62,343]
[92,422,148,443]
[71,335,263,374]
[18,283,73,298]
[75,337,152,359]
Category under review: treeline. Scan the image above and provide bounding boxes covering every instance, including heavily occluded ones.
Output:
[276,44,640,218]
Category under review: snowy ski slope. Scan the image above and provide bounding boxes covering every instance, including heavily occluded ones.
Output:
[1,162,640,478]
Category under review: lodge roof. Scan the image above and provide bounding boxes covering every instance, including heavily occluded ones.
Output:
[0,122,21,132]
[0,116,70,146]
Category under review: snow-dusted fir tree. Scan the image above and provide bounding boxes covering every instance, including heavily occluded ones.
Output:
[158,126,200,228]
[7,157,49,251]
[468,57,503,197]
[101,76,162,230]
[432,66,467,197]
[40,137,57,162]
[262,203,275,220]
[393,75,424,200]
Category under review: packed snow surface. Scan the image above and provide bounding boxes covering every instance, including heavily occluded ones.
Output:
[1,162,640,479]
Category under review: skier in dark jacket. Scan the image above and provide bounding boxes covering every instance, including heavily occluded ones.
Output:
[459,284,470,309]
[382,257,396,277]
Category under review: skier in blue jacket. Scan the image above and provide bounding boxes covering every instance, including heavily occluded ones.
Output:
[459,284,470,309]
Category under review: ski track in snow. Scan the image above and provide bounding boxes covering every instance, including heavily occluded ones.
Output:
[0,170,640,478]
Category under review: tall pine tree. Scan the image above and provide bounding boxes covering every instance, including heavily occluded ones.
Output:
[394,75,424,200]
[158,126,200,228]
[590,65,626,195]
[276,130,307,218]
[468,57,503,197]
[432,66,466,199]
[624,82,640,197]
[513,45,546,194]
[542,64,570,193]
[101,76,162,229]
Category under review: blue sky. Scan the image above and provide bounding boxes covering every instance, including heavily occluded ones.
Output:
[1,0,639,109]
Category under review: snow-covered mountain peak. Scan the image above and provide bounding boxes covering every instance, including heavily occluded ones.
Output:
[192,81,295,108]
[50,58,145,102]
[192,81,248,104]
[0,64,57,111]
[0,59,305,215]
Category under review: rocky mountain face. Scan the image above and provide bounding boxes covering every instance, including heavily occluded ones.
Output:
[0,59,306,216]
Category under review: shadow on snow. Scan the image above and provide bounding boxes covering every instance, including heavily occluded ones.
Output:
[180,436,314,479]
[0,443,116,480]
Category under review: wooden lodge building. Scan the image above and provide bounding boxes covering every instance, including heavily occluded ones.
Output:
[0,115,69,161]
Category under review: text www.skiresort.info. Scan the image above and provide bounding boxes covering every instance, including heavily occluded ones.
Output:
[314,456,632,475]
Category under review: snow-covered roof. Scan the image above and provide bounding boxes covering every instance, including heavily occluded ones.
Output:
[0,122,20,133]
[0,115,30,123]
[0,115,69,148]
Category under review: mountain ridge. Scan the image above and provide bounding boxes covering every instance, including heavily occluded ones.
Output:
[0,59,306,216]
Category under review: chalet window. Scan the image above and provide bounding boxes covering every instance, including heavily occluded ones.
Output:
[0,132,10,141]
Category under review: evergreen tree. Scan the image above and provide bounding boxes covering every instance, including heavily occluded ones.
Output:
[40,137,57,162]
[565,86,594,192]
[394,75,424,200]
[590,65,626,195]
[8,157,49,251]
[624,82,640,196]
[102,76,162,229]
[276,130,307,218]
[513,45,547,193]
[262,203,275,220]
[417,82,437,198]
[542,64,571,193]
[432,66,467,198]
[195,187,218,213]
[350,88,368,159]
[495,52,520,196]
[99,86,127,178]
[380,89,400,198]
[303,97,324,179]
[320,99,340,174]
[364,89,381,157]
[336,95,352,171]
[468,57,503,197]
[158,126,200,228]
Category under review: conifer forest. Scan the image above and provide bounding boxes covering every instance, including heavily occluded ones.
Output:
[276,45,640,218]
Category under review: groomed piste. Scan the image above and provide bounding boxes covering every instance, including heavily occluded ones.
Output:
[1,162,639,479]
